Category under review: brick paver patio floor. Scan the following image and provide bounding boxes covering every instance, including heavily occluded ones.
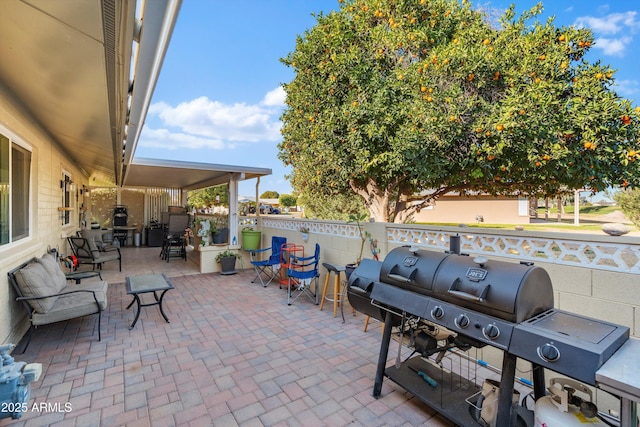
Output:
[2,247,451,427]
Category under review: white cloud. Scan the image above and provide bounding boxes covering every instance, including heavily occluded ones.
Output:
[139,128,227,150]
[141,87,287,151]
[614,79,640,98]
[593,36,633,57]
[573,11,638,57]
[574,11,638,35]
[262,86,286,107]
[153,96,282,142]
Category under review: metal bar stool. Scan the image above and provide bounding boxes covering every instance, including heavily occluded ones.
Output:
[320,263,348,319]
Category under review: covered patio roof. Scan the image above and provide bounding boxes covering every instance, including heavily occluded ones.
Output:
[0,0,270,192]
[123,158,272,191]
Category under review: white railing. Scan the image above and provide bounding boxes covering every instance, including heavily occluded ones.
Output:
[260,216,640,275]
[386,226,640,274]
[261,217,361,237]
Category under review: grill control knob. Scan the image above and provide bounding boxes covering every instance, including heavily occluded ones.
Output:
[431,306,444,320]
[482,324,500,340]
[455,314,470,329]
[537,343,560,362]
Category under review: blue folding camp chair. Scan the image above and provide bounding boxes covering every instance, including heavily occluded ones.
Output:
[287,243,320,306]
[249,236,286,287]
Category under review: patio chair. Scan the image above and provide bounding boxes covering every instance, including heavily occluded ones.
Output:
[249,236,286,287]
[287,243,320,306]
[67,236,121,271]
[161,213,189,262]
[79,229,119,253]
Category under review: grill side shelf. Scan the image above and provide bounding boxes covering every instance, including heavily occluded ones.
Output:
[385,356,482,427]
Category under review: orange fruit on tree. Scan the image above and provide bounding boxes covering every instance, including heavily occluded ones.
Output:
[495,124,504,131]
[559,34,566,42]
[483,38,490,45]
[622,115,631,125]
[535,161,542,167]
[542,154,551,161]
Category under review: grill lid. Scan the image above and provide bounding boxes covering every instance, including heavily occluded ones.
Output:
[432,254,553,323]
[380,247,448,295]
[378,246,554,324]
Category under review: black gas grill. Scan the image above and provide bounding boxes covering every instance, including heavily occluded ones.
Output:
[348,241,629,427]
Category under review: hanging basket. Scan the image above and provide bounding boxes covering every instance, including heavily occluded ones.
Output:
[241,230,261,250]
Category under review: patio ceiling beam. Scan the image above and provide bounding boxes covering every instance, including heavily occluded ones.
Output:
[119,0,182,186]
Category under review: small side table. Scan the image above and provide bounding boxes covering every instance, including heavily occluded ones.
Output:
[126,274,174,329]
[65,270,102,284]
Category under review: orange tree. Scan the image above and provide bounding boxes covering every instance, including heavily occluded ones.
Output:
[278,0,640,223]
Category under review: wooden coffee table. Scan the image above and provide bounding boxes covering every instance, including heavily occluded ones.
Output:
[125,273,174,329]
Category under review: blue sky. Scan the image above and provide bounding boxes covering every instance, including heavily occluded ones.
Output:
[135,0,640,197]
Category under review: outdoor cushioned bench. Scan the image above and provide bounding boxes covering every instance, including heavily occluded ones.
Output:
[8,253,108,352]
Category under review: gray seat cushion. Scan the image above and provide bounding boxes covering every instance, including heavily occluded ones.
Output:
[31,280,108,326]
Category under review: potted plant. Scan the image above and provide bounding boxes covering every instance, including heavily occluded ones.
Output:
[346,213,371,279]
[300,226,310,243]
[211,214,229,244]
[216,249,241,275]
[241,226,261,250]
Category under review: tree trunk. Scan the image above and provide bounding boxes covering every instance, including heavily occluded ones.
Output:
[350,178,390,222]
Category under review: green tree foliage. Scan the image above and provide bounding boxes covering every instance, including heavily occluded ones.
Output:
[299,192,368,220]
[188,185,228,209]
[278,193,299,208]
[260,191,280,199]
[614,188,640,228]
[279,0,640,223]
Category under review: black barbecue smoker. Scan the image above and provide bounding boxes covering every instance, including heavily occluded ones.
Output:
[348,236,630,427]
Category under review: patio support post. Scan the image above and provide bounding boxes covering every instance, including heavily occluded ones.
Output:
[229,173,240,247]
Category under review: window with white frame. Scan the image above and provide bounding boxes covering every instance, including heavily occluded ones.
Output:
[0,131,32,246]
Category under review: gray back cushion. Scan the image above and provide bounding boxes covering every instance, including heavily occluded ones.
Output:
[14,261,59,313]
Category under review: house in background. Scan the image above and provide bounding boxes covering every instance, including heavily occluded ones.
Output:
[412,194,530,225]
[0,0,271,346]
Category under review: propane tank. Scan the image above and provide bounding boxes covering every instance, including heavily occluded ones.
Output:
[534,378,606,427]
